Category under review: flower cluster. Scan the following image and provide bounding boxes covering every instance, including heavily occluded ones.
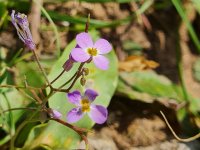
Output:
[11,10,112,125]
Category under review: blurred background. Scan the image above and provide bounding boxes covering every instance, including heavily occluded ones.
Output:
[1,0,200,149]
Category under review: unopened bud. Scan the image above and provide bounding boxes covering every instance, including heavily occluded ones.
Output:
[80,77,86,86]
[47,108,62,119]
[82,68,89,76]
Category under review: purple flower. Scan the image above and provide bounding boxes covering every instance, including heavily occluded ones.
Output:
[11,10,35,50]
[66,89,108,124]
[71,32,112,70]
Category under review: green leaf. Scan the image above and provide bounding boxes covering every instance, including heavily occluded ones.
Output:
[23,30,118,149]
[15,61,45,87]
[117,71,184,102]
[46,11,132,29]
[0,89,29,144]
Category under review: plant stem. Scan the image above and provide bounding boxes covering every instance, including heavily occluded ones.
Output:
[175,35,190,102]
[59,72,78,89]
[50,69,65,85]
[32,50,53,89]
[160,111,200,142]
[2,107,37,113]
[53,63,85,93]
[0,84,40,90]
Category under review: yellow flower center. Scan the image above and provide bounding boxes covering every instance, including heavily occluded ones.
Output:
[81,99,90,112]
[87,48,97,56]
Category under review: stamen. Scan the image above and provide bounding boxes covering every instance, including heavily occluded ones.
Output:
[87,48,97,56]
[81,99,90,112]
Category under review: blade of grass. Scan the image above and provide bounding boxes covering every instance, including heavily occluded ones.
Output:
[172,0,200,53]
[191,0,200,14]
[0,10,8,28]
[136,0,154,15]
[46,10,133,28]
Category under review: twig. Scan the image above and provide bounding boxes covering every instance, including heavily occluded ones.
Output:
[30,89,43,104]
[59,72,78,89]
[50,69,65,85]
[2,107,37,113]
[160,111,200,142]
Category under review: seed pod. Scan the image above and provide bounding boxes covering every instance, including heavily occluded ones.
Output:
[82,68,89,76]
[80,77,86,86]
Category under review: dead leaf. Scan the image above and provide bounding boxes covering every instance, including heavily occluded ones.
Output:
[119,55,159,72]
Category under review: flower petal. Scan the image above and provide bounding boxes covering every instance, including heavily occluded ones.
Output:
[94,39,112,54]
[88,105,108,124]
[93,55,109,70]
[66,107,84,123]
[11,10,16,26]
[24,39,35,50]
[84,89,98,102]
[76,32,93,49]
[67,90,82,105]
[51,109,62,119]
[71,48,90,62]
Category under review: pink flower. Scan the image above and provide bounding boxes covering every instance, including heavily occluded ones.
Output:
[71,32,112,70]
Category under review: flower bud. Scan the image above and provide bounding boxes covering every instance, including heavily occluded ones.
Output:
[48,108,62,119]
[63,54,76,72]
[80,77,86,86]
[82,68,89,76]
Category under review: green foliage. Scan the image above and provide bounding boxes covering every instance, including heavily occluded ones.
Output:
[46,10,132,29]
[117,71,184,103]
[172,0,200,53]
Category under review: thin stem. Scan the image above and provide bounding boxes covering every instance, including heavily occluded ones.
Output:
[50,69,65,85]
[160,111,200,142]
[175,32,190,102]
[30,89,43,104]
[0,84,40,90]
[2,107,37,113]
[59,72,77,89]
[18,89,38,102]
[42,89,55,105]
[32,50,53,89]
[85,13,90,33]
[54,63,85,93]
